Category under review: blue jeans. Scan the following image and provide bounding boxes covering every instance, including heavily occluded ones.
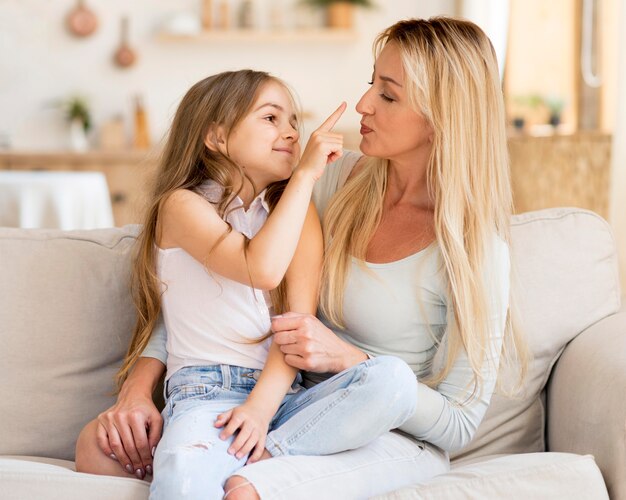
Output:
[149,356,418,499]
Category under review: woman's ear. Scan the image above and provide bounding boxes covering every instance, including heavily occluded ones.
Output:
[204,125,226,152]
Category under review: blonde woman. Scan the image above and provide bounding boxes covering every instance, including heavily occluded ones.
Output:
[79,17,527,499]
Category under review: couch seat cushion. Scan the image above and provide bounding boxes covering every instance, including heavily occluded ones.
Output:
[0,456,148,500]
[374,452,608,499]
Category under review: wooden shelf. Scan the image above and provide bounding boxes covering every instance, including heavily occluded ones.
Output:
[0,149,158,167]
[157,29,357,43]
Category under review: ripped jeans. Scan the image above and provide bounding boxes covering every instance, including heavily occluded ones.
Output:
[149,357,418,499]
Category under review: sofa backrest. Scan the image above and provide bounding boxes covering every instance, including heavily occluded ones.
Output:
[0,208,621,462]
[0,225,140,461]
[453,208,621,462]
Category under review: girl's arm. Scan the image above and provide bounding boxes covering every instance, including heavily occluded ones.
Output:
[159,104,344,290]
[215,202,323,462]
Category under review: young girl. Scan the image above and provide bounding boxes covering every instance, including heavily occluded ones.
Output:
[76,69,419,497]
[117,70,345,498]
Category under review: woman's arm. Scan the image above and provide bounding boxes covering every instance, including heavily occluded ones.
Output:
[215,202,324,462]
[95,356,165,474]
[399,239,511,452]
[160,105,345,290]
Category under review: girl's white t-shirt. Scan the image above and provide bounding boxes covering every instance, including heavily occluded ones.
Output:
[157,180,273,381]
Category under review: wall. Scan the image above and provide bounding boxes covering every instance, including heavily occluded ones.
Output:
[609,0,626,290]
[505,0,578,128]
[0,0,455,151]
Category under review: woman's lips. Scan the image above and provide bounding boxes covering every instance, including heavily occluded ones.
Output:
[273,148,293,155]
[360,124,373,134]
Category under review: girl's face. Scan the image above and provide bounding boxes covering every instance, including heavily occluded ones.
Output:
[223,80,300,189]
[356,42,434,165]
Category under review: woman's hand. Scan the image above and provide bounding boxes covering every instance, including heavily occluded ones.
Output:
[294,102,346,182]
[95,391,163,477]
[271,312,368,373]
[215,403,273,464]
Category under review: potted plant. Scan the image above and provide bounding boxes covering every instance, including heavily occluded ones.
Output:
[302,0,374,29]
[509,93,542,132]
[63,96,92,152]
[543,96,565,128]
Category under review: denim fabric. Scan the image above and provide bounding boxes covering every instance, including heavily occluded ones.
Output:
[150,364,302,500]
[150,356,419,499]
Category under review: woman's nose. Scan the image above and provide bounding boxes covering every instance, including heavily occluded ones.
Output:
[355,89,373,115]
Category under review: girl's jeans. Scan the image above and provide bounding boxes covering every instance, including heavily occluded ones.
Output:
[149,355,419,499]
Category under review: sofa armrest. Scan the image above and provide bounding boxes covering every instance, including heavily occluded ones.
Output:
[547,304,626,500]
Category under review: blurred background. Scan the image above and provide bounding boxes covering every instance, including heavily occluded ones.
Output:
[0,0,624,284]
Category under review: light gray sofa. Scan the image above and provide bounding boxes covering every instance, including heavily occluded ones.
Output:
[1,207,624,499]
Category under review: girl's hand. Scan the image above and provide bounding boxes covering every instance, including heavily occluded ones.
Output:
[215,403,273,463]
[271,312,368,373]
[295,102,347,182]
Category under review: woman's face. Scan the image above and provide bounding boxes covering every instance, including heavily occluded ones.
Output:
[356,42,434,164]
[212,80,301,188]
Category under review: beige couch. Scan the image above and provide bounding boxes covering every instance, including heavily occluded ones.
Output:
[1,207,624,500]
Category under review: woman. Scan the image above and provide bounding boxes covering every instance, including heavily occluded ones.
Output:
[76,17,527,499]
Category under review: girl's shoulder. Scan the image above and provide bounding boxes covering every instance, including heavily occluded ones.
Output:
[312,150,363,218]
[193,179,223,205]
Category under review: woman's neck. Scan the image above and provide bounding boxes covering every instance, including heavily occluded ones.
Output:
[386,158,433,211]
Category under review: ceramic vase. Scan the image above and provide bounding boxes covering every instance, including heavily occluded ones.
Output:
[69,118,89,152]
[327,2,353,29]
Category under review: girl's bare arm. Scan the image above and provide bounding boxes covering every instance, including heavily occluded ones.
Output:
[215,202,323,462]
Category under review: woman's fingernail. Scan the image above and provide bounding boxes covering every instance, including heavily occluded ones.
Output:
[135,468,144,480]
[151,446,156,457]
[270,314,283,319]
[125,464,133,473]
[145,465,153,475]
[109,453,116,460]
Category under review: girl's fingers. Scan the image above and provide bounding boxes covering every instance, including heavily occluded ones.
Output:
[228,426,252,457]
[246,438,266,465]
[317,102,347,132]
[327,150,344,163]
[220,414,243,440]
[236,433,260,461]
[215,410,232,428]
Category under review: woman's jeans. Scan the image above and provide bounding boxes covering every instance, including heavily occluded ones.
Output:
[149,355,419,499]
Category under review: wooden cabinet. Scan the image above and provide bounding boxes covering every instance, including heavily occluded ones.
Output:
[0,151,159,226]
[508,132,612,218]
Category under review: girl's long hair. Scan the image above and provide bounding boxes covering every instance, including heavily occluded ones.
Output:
[116,70,296,390]
[320,18,528,399]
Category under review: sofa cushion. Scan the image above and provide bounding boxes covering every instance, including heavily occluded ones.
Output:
[0,226,140,461]
[0,457,148,500]
[374,452,608,499]
[453,208,621,461]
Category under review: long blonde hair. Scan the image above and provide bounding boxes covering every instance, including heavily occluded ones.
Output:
[116,70,296,390]
[320,18,528,398]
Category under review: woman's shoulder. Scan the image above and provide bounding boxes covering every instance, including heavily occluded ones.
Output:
[312,150,363,217]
